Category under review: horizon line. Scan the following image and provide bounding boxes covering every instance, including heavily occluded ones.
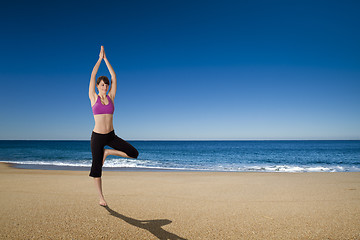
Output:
[1,139,359,141]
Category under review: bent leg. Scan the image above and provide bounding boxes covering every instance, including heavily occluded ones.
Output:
[103,148,132,161]
[106,133,139,160]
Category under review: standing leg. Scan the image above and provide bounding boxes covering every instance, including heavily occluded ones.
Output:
[90,131,108,206]
[94,177,107,206]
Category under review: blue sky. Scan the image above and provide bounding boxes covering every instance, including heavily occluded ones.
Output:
[0,0,359,140]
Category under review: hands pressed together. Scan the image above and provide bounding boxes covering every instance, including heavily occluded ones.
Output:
[93,45,115,80]
[99,46,107,60]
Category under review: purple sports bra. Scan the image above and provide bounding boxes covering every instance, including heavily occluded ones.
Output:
[92,95,114,115]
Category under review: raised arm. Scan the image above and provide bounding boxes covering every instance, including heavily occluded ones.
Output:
[89,47,104,102]
[103,47,117,99]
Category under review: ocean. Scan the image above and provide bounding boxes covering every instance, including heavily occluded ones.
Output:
[0,140,359,172]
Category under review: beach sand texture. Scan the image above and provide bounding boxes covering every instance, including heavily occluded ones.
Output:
[0,163,359,239]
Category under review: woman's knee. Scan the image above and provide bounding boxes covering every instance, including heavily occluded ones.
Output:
[128,147,139,159]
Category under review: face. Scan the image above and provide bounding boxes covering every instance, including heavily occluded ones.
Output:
[97,80,109,94]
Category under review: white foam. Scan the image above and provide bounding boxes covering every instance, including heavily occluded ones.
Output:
[0,160,92,167]
[238,165,357,172]
[103,158,154,168]
[1,160,359,172]
[0,159,190,171]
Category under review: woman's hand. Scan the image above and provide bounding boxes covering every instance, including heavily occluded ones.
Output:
[103,46,107,60]
[99,46,105,59]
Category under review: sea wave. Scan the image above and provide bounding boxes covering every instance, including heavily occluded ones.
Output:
[0,158,158,169]
[1,160,359,172]
[237,165,354,172]
[0,160,92,167]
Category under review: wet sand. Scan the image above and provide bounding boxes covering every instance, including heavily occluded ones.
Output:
[0,163,359,239]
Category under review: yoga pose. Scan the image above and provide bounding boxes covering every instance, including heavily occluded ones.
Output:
[89,46,139,206]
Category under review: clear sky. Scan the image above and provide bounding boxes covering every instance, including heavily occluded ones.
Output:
[0,0,359,140]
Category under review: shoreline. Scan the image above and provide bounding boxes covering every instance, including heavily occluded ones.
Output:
[7,162,194,172]
[1,162,359,239]
[2,161,359,173]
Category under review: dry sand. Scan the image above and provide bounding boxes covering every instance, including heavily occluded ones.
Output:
[0,162,359,239]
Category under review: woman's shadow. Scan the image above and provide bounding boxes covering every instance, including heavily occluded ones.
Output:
[103,206,187,240]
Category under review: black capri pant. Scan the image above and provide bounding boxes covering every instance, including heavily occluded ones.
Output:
[89,130,139,178]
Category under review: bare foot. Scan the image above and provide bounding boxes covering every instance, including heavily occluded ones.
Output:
[99,198,107,207]
[102,149,109,166]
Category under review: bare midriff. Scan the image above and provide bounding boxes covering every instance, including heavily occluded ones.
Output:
[93,114,114,134]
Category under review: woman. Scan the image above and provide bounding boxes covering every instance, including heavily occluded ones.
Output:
[89,46,139,207]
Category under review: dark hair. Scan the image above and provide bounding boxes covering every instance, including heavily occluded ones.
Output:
[96,76,109,85]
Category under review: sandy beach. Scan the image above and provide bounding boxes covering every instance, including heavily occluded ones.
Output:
[0,163,359,239]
